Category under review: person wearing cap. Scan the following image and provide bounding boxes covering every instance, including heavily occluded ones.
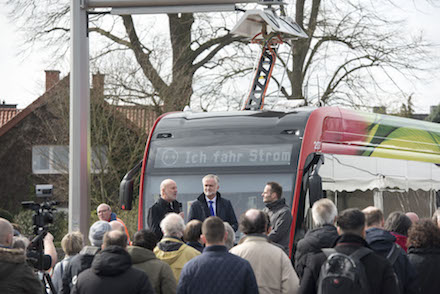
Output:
[61,221,111,294]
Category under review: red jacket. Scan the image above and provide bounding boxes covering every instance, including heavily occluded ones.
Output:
[390,232,408,252]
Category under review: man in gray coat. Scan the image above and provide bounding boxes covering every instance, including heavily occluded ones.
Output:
[262,182,292,254]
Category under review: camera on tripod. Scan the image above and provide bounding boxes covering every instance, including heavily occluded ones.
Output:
[21,201,57,232]
[21,184,58,270]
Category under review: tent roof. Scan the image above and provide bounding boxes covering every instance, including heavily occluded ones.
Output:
[320,154,440,192]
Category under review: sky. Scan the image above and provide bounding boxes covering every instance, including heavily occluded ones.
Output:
[0,1,439,113]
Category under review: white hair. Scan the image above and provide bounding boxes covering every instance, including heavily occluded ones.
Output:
[203,174,219,185]
[224,222,235,250]
[160,213,185,238]
[311,198,337,227]
[96,203,111,213]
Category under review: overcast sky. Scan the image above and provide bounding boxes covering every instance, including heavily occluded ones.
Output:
[0,1,438,113]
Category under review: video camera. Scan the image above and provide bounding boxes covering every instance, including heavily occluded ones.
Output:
[21,201,57,233]
[21,185,58,271]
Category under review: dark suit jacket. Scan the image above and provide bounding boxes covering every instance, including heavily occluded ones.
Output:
[147,197,182,240]
[188,192,238,231]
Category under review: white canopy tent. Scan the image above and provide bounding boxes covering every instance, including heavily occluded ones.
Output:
[320,154,440,192]
[318,154,440,217]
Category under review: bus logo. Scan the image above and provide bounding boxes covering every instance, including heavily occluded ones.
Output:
[161,148,179,166]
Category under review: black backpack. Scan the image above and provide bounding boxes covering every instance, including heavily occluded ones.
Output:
[317,247,372,294]
[386,243,400,265]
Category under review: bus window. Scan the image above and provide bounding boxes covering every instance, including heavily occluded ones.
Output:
[142,173,295,235]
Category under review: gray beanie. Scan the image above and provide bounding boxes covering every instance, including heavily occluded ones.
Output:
[89,221,111,247]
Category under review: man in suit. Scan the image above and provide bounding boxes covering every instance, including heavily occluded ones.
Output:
[188,174,238,231]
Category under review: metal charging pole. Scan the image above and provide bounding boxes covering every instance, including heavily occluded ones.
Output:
[69,0,91,236]
[69,0,265,239]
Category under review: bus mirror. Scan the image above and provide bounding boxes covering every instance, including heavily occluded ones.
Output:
[308,172,323,206]
[120,177,134,210]
[119,160,143,211]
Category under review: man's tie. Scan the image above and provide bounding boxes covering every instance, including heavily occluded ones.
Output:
[208,200,215,216]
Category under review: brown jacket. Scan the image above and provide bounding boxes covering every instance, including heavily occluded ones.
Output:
[0,247,43,294]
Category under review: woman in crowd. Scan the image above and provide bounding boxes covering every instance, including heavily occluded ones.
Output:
[51,231,84,293]
[384,211,412,252]
[407,219,440,294]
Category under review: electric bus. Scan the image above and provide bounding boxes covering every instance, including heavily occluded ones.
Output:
[120,106,440,256]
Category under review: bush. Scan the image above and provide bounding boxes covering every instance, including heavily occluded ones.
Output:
[0,208,14,222]
[115,198,139,239]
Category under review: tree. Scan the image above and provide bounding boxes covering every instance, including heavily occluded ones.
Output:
[7,0,437,113]
[397,95,415,118]
[8,1,243,115]
[247,0,436,109]
[427,104,440,123]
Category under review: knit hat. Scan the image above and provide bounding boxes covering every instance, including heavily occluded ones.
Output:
[89,221,111,247]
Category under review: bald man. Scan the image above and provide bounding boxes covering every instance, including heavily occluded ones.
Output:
[405,212,419,224]
[97,203,130,243]
[0,218,43,293]
[147,179,183,239]
[230,209,299,294]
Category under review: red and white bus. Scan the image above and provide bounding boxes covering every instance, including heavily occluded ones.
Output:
[121,106,440,257]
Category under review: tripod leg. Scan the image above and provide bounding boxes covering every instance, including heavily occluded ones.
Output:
[43,272,57,294]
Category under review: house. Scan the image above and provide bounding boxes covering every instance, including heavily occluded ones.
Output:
[0,71,157,213]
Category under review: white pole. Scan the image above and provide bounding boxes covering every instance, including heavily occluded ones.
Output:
[69,0,91,238]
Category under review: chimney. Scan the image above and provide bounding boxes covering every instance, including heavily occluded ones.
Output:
[92,73,105,98]
[45,70,60,92]
[0,101,17,109]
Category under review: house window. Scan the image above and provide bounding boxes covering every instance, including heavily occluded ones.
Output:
[32,145,107,174]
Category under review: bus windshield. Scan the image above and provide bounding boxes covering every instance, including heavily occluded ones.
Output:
[141,111,310,231]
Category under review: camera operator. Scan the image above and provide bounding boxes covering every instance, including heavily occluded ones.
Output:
[0,217,44,293]
[42,232,58,269]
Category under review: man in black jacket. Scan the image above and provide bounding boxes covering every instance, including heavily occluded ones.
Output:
[72,230,154,294]
[147,179,183,239]
[295,198,339,280]
[299,208,399,294]
[363,206,418,294]
[188,174,238,231]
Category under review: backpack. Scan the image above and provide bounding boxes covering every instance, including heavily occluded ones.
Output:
[317,247,372,294]
[386,243,400,265]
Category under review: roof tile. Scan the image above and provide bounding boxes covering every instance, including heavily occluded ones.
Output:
[0,109,21,128]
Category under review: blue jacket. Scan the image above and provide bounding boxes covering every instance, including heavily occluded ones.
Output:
[188,192,238,231]
[177,245,258,294]
[365,227,418,294]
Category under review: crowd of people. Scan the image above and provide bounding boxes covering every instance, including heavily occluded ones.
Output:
[1,173,440,294]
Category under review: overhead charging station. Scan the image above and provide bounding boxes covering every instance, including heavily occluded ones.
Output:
[69,0,307,237]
